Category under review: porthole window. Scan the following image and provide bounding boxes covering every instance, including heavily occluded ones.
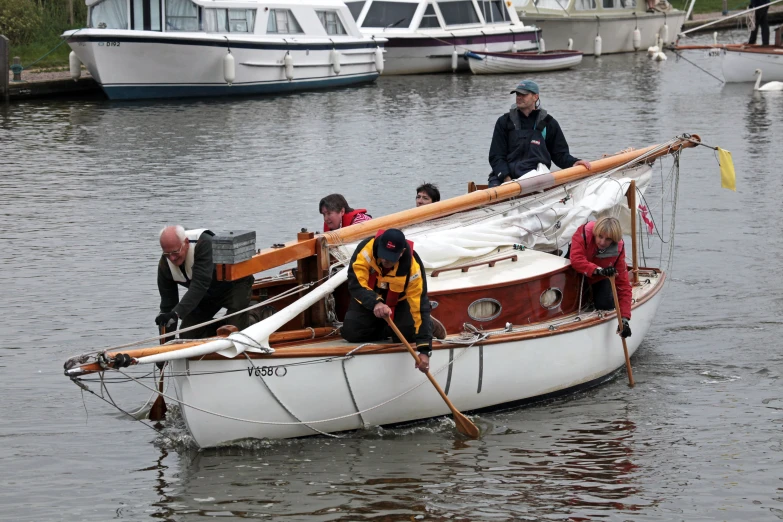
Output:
[467,298,502,322]
[430,300,439,309]
[540,288,563,309]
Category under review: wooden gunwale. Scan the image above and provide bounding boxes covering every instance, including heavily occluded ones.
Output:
[196,270,665,360]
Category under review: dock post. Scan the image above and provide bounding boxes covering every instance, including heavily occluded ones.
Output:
[1,36,8,103]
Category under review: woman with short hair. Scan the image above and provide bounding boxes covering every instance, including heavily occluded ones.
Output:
[415,183,441,207]
[569,216,632,338]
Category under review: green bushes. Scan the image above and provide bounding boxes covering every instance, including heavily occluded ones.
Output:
[0,0,42,45]
[3,0,88,68]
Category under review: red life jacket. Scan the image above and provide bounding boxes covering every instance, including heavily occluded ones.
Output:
[367,229,415,319]
[323,208,369,232]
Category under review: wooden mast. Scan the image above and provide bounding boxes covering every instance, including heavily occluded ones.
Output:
[217,134,699,281]
[627,180,639,284]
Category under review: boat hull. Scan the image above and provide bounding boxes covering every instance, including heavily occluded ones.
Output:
[722,46,783,82]
[517,11,685,55]
[380,29,540,74]
[467,50,582,74]
[171,273,664,447]
[66,31,382,100]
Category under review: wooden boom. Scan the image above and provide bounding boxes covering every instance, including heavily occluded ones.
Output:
[216,134,700,280]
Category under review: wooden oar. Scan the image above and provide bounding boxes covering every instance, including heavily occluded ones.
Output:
[609,276,635,388]
[384,317,480,439]
[148,326,168,421]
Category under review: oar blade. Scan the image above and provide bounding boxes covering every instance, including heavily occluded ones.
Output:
[453,411,480,439]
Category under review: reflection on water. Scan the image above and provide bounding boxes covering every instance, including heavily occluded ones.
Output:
[146,405,645,520]
[3,29,783,522]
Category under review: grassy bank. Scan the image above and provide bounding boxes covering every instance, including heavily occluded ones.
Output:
[669,0,755,14]
[4,1,87,70]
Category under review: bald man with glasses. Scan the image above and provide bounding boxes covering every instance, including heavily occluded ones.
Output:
[488,79,591,188]
[156,226,255,339]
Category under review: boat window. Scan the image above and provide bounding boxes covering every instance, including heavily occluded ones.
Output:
[166,0,200,31]
[204,9,256,32]
[437,1,480,26]
[467,298,502,322]
[346,1,365,20]
[131,0,162,30]
[90,0,128,29]
[317,10,347,34]
[533,0,570,9]
[539,288,563,309]
[419,3,441,28]
[267,9,304,33]
[361,1,418,28]
[478,0,509,23]
[574,0,596,10]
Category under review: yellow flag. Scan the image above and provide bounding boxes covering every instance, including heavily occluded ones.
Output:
[717,147,736,191]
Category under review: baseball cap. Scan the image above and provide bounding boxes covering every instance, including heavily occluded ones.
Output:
[510,79,540,95]
[376,229,407,261]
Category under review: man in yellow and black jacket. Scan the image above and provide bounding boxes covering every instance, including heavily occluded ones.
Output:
[343,229,433,373]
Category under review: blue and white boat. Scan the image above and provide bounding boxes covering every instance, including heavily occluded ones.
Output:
[64,0,386,100]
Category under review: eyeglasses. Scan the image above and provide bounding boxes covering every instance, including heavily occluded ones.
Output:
[163,243,185,257]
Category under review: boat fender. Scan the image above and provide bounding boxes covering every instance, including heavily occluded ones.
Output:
[511,41,518,53]
[632,28,641,50]
[660,24,669,44]
[451,49,458,72]
[567,38,573,51]
[539,37,546,53]
[330,48,341,75]
[375,47,384,74]
[284,52,294,81]
[594,35,602,57]
[223,52,235,85]
[713,31,718,45]
[69,51,81,81]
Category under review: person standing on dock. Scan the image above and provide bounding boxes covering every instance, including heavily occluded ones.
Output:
[156,226,254,339]
[319,194,372,231]
[568,217,632,339]
[342,229,434,373]
[488,79,591,188]
[748,0,770,46]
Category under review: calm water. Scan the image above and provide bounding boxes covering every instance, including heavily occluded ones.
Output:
[2,30,783,521]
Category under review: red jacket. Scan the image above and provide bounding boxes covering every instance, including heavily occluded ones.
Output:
[323,209,372,232]
[569,221,632,319]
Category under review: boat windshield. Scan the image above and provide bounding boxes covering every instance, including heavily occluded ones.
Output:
[90,0,129,29]
[361,1,418,28]
[437,0,480,25]
[345,1,365,20]
[533,0,570,10]
[478,0,509,23]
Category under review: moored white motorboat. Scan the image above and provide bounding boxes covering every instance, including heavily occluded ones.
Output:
[344,0,541,74]
[466,48,582,73]
[722,45,783,82]
[515,0,687,56]
[64,0,386,100]
[63,134,701,447]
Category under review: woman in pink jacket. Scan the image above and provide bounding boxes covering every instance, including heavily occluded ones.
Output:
[569,217,632,338]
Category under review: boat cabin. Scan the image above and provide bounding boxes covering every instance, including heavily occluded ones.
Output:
[86,0,365,38]
[518,0,658,15]
[344,0,521,32]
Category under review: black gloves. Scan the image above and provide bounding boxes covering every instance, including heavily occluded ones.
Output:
[597,266,616,277]
[620,318,632,338]
[155,311,178,329]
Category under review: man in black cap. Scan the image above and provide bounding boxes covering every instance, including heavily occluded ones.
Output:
[342,228,434,373]
[488,79,591,188]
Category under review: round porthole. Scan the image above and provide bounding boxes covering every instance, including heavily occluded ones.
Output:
[430,300,439,310]
[540,288,563,310]
[467,298,502,322]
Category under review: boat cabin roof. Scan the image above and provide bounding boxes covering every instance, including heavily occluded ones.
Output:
[85,0,368,39]
[427,247,570,293]
[345,0,522,32]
